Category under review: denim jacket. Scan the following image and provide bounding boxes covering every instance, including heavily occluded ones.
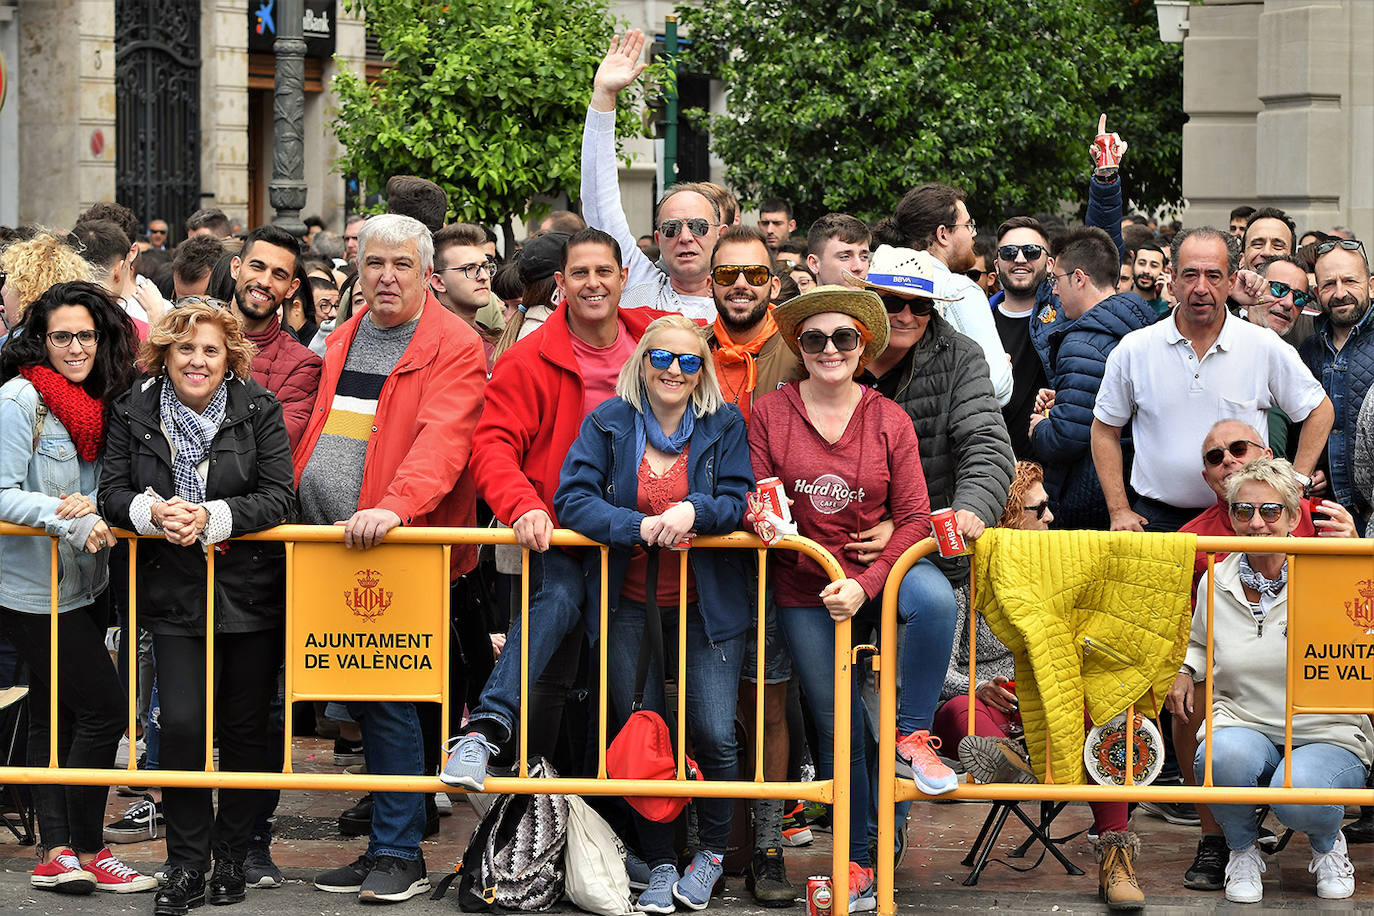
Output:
[0,377,108,613]
[554,397,755,644]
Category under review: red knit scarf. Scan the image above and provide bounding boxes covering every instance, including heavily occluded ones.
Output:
[18,365,107,461]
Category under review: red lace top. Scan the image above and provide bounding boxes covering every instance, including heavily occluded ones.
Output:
[620,447,698,608]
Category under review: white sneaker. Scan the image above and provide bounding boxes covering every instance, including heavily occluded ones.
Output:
[1310,832,1355,900]
[1224,845,1265,904]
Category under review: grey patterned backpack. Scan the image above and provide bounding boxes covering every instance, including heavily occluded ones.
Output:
[451,756,569,912]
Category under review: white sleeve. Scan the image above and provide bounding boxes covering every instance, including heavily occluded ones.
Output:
[1093,342,1135,426]
[579,106,662,290]
[1268,338,1327,421]
[129,492,160,536]
[200,499,233,546]
[941,281,1013,406]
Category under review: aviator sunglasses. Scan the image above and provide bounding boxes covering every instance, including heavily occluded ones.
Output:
[1229,502,1285,523]
[1266,280,1313,310]
[658,218,712,239]
[646,349,703,374]
[1204,439,1264,467]
[712,264,771,286]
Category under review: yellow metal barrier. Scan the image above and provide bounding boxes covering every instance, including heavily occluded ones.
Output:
[875,534,1374,916]
[0,522,858,916]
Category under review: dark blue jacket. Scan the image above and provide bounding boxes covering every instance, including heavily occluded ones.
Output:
[553,397,754,643]
[1029,291,1155,527]
[1299,307,1374,516]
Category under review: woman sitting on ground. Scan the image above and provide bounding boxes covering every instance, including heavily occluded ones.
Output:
[0,281,153,895]
[1166,456,1370,905]
[99,301,296,915]
[553,314,753,914]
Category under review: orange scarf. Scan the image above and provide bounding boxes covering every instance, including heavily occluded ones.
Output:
[712,312,777,411]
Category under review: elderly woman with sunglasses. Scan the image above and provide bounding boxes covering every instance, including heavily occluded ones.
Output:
[99,302,295,914]
[553,314,753,912]
[0,282,153,894]
[747,286,947,911]
[1165,457,1370,905]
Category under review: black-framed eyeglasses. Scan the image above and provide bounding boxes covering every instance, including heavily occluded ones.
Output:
[1229,502,1286,523]
[1204,438,1265,467]
[879,292,933,316]
[997,244,1046,262]
[645,348,703,374]
[965,268,992,283]
[436,260,496,280]
[1048,271,1076,291]
[658,218,712,239]
[712,264,771,286]
[46,329,100,348]
[1024,500,1051,520]
[1266,280,1313,309]
[798,327,862,354]
[1314,238,1366,259]
[172,296,229,310]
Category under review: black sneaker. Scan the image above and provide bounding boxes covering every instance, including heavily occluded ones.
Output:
[1344,809,1374,844]
[1138,800,1201,826]
[358,852,430,903]
[315,853,374,893]
[334,737,366,767]
[1183,835,1228,890]
[154,866,205,916]
[243,839,282,888]
[338,795,373,837]
[103,794,164,844]
[745,847,795,907]
[208,860,245,905]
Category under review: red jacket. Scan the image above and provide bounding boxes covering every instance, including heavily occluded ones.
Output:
[293,291,487,578]
[246,320,322,449]
[471,303,667,526]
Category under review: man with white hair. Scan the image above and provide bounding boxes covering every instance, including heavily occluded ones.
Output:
[297,214,487,904]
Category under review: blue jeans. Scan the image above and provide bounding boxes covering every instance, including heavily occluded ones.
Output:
[1197,727,1366,853]
[607,600,743,863]
[780,604,872,865]
[883,559,958,735]
[467,548,586,748]
[347,700,425,860]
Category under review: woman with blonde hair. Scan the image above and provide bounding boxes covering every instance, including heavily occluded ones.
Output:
[0,232,98,332]
[99,301,295,915]
[554,313,753,912]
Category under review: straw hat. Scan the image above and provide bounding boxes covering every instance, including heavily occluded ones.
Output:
[772,285,889,364]
[842,245,958,301]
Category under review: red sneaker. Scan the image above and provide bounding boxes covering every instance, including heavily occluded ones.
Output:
[31,847,96,894]
[84,847,158,893]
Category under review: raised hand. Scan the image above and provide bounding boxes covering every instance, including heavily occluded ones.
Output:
[1089,113,1128,175]
[591,29,648,111]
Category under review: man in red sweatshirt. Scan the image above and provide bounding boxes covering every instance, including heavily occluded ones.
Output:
[443,228,668,790]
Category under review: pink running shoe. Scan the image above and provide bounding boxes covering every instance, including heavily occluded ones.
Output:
[896,729,958,795]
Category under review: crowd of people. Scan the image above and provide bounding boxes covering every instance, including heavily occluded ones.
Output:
[0,26,1371,916]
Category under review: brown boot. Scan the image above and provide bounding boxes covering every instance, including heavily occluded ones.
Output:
[1094,831,1145,911]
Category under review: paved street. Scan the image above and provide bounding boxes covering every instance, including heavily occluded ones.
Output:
[1,737,1370,913]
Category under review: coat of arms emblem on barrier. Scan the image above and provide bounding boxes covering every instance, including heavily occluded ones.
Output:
[345,569,392,623]
[1344,579,1374,633]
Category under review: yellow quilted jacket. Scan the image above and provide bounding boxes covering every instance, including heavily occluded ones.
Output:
[972,529,1195,784]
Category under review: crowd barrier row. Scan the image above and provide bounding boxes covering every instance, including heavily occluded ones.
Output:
[1,523,1372,916]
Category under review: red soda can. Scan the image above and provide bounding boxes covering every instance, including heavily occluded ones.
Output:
[755,476,792,523]
[930,507,967,557]
[806,876,833,916]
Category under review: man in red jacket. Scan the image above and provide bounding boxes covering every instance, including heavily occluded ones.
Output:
[299,214,486,904]
[442,227,667,791]
[229,225,322,449]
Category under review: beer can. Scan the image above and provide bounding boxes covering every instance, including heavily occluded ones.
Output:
[930,507,967,557]
[756,476,792,523]
[806,876,833,916]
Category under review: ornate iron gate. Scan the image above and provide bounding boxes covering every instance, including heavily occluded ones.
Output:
[115,0,200,243]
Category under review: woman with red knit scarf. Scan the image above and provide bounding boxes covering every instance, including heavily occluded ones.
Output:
[0,281,150,894]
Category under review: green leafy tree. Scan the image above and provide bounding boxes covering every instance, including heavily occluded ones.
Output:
[676,0,1183,227]
[332,0,658,234]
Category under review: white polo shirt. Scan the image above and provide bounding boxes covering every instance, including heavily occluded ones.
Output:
[1094,311,1326,509]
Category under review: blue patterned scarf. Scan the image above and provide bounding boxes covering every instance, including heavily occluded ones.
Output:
[160,378,227,504]
[632,380,696,470]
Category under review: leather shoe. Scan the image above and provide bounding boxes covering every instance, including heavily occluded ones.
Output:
[338,793,440,839]
[208,859,245,905]
[154,866,205,916]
